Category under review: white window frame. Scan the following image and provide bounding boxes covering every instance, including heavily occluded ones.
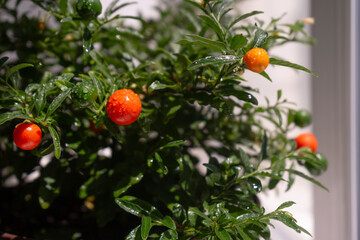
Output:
[312,0,359,239]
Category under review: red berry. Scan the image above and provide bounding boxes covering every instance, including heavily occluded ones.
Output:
[295,132,318,153]
[106,89,142,125]
[13,122,42,150]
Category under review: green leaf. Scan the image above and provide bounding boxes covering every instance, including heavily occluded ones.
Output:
[148,81,179,93]
[260,132,268,160]
[259,71,272,82]
[35,87,46,115]
[184,0,207,14]
[188,207,211,222]
[250,28,268,48]
[188,55,240,70]
[228,11,263,29]
[185,34,227,51]
[276,201,296,211]
[83,27,93,54]
[125,225,142,240]
[0,56,9,67]
[160,216,176,230]
[5,63,33,81]
[154,152,168,175]
[88,71,105,102]
[89,51,112,79]
[0,111,35,125]
[269,211,312,236]
[103,117,123,142]
[115,196,163,219]
[48,126,61,159]
[215,87,258,105]
[236,226,252,240]
[46,88,72,118]
[215,227,232,240]
[159,140,186,150]
[141,216,152,240]
[199,14,224,40]
[159,229,178,240]
[230,34,248,50]
[282,169,329,191]
[270,58,318,76]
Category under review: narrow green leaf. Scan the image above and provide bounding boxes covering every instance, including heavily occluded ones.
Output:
[185,34,227,51]
[188,55,240,70]
[0,56,9,67]
[259,71,272,82]
[260,132,268,160]
[115,196,163,219]
[282,169,329,191]
[5,63,33,81]
[159,140,186,150]
[159,229,178,240]
[154,152,168,175]
[103,117,123,142]
[125,225,142,240]
[215,227,232,240]
[199,14,224,40]
[250,28,268,48]
[35,87,46,115]
[46,88,71,117]
[184,0,208,14]
[215,87,258,105]
[141,216,152,240]
[270,58,318,76]
[59,0,67,13]
[236,226,252,240]
[160,216,176,230]
[229,11,263,29]
[230,34,248,50]
[148,81,178,93]
[276,201,296,211]
[89,51,112,79]
[188,207,212,222]
[88,71,105,101]
[0,111,35,125]
[83,27,93,54]
[48,126,61,159]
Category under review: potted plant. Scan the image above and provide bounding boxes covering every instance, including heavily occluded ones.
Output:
[0,0,327,239]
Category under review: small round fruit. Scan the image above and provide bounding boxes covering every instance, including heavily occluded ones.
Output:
[106,89,142,125]
[294,109,312,127]
[76,0,102,20]
[305,152,328,176]
[243,47,269,73]
[90,120,104,133]
[13,122,42,150]
[73,81,97,108]
[295,132,318,153]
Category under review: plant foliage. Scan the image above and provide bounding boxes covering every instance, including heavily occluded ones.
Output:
[0,0,324,239]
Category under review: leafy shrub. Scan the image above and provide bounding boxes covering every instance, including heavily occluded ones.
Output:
[0,0,326,239]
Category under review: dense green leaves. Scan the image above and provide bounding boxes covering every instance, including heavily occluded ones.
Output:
[0,0,325,239]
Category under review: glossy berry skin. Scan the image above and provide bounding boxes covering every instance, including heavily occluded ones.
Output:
[294,109,312,128]
[106,89,142,125]
[76,0,102,20]
[295,132,318,153]
[243,47,269,73]
[13,123,42,150]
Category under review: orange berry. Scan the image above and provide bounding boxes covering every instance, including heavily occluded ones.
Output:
[13,122,42,150]
[106,89,142,125]
[243,47,269,73]
[295,132,318,153]
[39,22,45,30]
